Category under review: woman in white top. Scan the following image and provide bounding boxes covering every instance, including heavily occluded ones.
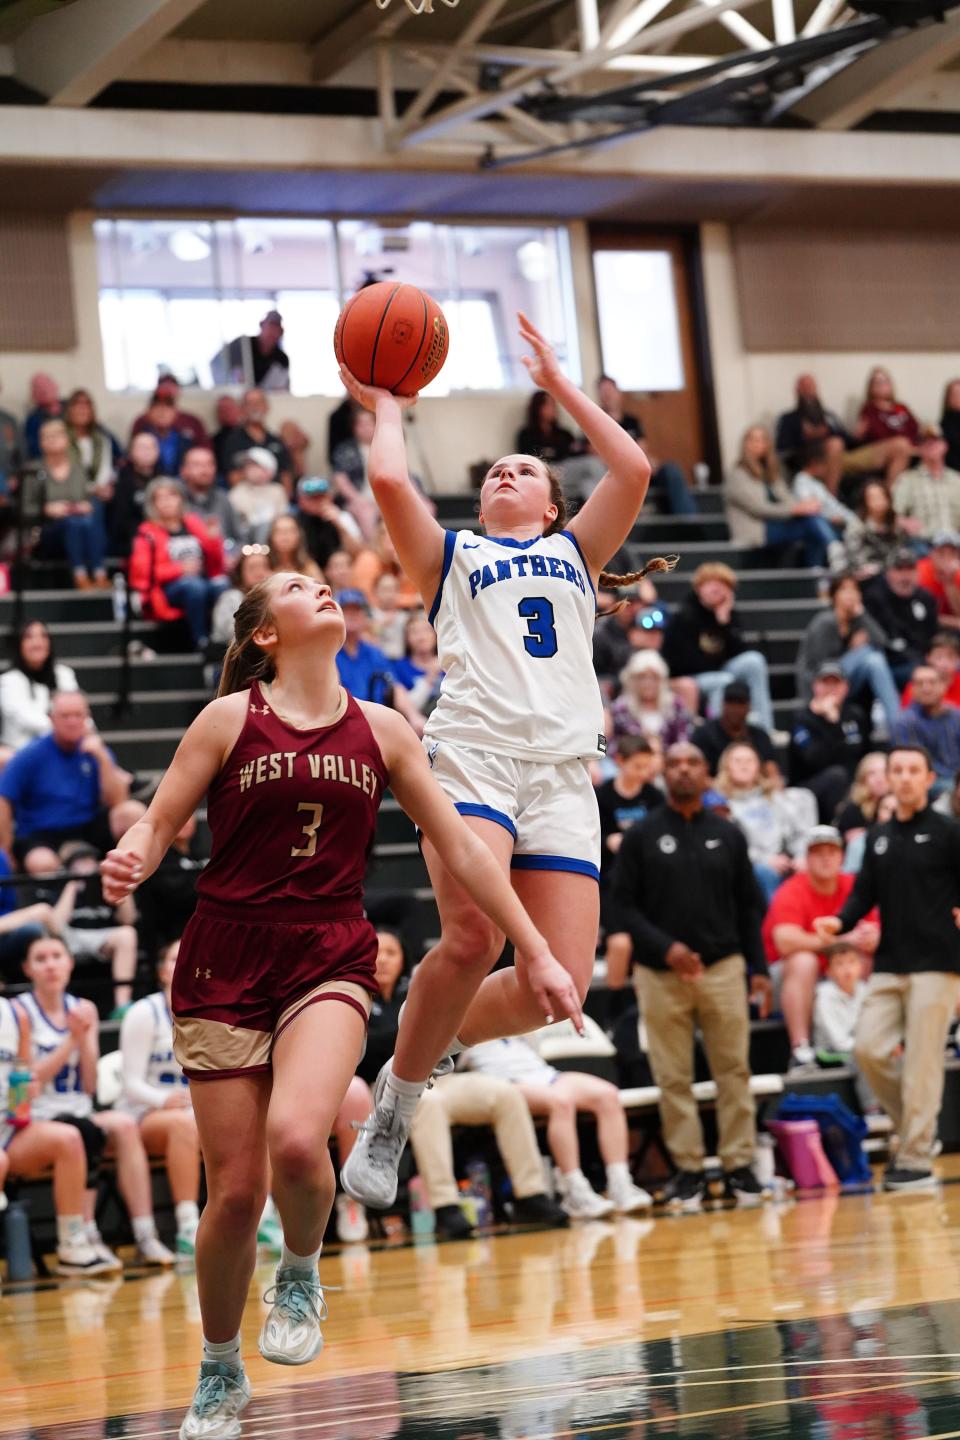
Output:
[19,933,174,1267]
[118,940,201,1256]
[0,621,78,753]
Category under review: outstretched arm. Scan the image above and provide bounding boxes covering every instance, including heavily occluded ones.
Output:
[339,366,446,608]
[100,693,246,904]
[515,313,651,579]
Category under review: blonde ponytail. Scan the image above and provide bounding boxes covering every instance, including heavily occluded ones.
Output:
[216,580,277,697]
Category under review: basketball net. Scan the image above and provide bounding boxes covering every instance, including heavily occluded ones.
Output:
[375,0,460,11]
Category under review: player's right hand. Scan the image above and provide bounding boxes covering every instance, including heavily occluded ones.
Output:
[101,848,144,904]
[338,364,418,414]
[521,950,584,1035]
[813,915,842,942]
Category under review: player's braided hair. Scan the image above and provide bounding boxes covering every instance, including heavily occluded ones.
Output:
[540,465,679,611]
[217,579,277,697]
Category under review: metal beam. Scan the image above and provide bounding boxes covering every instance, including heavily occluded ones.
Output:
[395,0,511,132]
[312,0,408,83]
[12,0,209,106]
[792,11,960,128]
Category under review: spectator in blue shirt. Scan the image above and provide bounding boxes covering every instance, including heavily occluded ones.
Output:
[335,589,424,734]
[891,664,960,791]
[0,691,130,862]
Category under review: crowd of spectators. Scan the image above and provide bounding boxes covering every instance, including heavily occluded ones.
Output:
[4,360,960,1251]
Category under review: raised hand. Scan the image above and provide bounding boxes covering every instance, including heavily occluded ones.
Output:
[338,364,418,414]
[101,848,144,905]
[517,311,564,392]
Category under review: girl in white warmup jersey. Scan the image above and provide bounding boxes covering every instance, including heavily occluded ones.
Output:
[342,312,671,1208]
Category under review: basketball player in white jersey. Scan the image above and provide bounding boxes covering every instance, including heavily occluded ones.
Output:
[19,933,175,1266]
[117,940,202,1256]
[341,312,668,1209]
[0,989,115,1272]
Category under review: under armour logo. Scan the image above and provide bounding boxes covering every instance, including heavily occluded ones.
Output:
[195,967,212,980]
[253,704,271,715]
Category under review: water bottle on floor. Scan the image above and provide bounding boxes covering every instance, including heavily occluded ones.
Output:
[4,1200,33,1282]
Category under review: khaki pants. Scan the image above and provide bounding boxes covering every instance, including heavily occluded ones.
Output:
[409,1073,545,1210]
[634,954,755,1172]
[853,971,960,1172]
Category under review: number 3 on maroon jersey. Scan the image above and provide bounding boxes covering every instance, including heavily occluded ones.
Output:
[291,802,325,858]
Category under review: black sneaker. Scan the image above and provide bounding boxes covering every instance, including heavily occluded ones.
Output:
[883,1166,937,1193]
[434,1204,475,1239]
[508,1193,569,1228]
[657,1170,705,1212]
[725,1166,765,1206]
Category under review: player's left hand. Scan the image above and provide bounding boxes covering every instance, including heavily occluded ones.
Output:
[517,311,564,391]
[750,973,773,1019]
[338,364,418,414]
[520,949,584,1034]
[101,848,144,904]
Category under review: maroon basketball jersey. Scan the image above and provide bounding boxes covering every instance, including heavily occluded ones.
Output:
[196,682,388,918]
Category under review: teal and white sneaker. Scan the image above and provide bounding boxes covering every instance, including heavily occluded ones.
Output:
[257,1211,284,1254]
[258,1267,328,1366]
[176,1223,199,1259]
[178,1360,251,1440]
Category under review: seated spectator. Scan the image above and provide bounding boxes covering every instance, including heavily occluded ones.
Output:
[916,532,960,627]
[891,664,960,790]
[761,825,876,1070]
[221,388,293,490]
[335,589,423,733]
[213,309,290,392]
[611,651,693,751]
[370,573,407,659]
[22,418,108,590]
[296,476,362,569]
[516,389,577,464]
[64,388,119,491]
[902,631,960,708]
[19,934,174,1266]
[597,374,696,515]
[135,814,204,952]
[210,544,271,649]
[279,417,310,485]
[592,591,644,686]
[0,621,78,754]
[662,562,776,730]
[109,432,160,556]
[130,479,228,649]
[789,662,869,823]
[352,519,423,610]
[180,445,242,555]
[812,942,876,1109]
[695,680,780,785]
[791,444,855,548]
[0,690,129,861]
[716,742,815,902]
[775,373,854,490]
[267,512,323,580]
[463,1037,652,1218]
[835,750,890,841]
[843,791,897,873]
[410,1070,569,1238]
[116,940,201,1257]
[893,425,960,542]
[597,735,663,989]
[862,550,938,687]
[228,447,289,543]
[942,379,960,474]
[392,613,442,719]
[842,480,909,580]
[796,573,901,730]
[131,373,209,450]
[332,406,374,498]
[357,927,409,1087]
[725,424,835,569]
[211,394,242,478]
[29,840,138,1017]
[854,367,919,478]
[135,391,193,477]
[24,372,62,460]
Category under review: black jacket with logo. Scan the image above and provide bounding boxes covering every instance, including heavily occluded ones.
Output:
[612,804,767,974]
[837,806,960,973]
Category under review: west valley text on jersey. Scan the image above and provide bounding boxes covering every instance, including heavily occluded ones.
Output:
[467,552,587,599]
[238,751,381,797]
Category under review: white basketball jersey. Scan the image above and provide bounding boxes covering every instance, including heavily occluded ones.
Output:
[117,992,188,1119]
[19,991,92,1120]
[425,528,605,762]
[0,996,19,1115]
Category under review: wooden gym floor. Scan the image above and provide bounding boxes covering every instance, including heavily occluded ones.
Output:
[8,1161,960,1437]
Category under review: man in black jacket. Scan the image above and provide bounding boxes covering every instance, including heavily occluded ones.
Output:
[662,563,775,731]
[862,551,938,688]
[789,661,869,821]
[612,741,771,1211]
[817,745,960,1192]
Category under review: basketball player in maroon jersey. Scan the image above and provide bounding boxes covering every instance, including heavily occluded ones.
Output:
[101,572,576,1440]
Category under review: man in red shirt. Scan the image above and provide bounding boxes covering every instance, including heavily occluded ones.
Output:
[916,532,960,626]
[762,825,878,1070]
[901,631,960,708]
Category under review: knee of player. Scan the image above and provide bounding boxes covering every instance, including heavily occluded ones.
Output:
[104,1112,139,1146]
[548,1091,576,1120]
[594,1082,623,1114]
[270,1128,329,1188]
[213,1178,265,1232]
[53,1123,86,1160]
[445,919,504,970]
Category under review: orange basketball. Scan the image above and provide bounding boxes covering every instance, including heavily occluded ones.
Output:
[333,281,449,397]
